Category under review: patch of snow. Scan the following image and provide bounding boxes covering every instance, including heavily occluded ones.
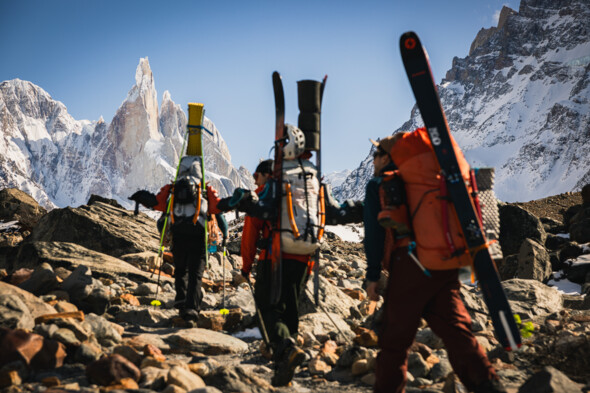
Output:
[0,220,20,232]
[232,327,262,340]
[547,270,582,295]
[325,224,363,243]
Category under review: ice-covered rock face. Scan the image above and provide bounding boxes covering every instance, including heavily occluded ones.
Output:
[336,0,590,203]
[0,58,253,209]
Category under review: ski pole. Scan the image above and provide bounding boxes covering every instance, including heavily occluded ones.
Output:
[305,287,350,344]
[246,277,271,349]
[220,245,229,316]
[408,242,431,277]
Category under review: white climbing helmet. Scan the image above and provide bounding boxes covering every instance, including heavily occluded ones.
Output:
[283,124,306,160]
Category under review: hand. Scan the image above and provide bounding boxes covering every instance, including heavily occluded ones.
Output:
[222,238,228,248]
[241,270,250,280]
[366,281,380,301]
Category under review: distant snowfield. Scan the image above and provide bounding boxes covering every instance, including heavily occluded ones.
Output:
[325,224,363,243]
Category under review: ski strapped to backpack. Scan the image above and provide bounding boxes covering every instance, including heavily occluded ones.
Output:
[297,76,328,305]
[270,72,286,305]
[399,31,520,350]
[187,103,209,267]
[267,73,328,305]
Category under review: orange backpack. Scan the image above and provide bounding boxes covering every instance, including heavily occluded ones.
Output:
[384,127,477,270]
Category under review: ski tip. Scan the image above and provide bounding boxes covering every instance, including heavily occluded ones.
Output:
[400,31,421,53]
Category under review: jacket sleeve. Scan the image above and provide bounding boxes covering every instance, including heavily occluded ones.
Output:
[364,177,385,282]
[217,213,228,239]
[241,215,264,274]
[153,184,172,212]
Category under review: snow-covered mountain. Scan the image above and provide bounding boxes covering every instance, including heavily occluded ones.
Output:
[0,58,254,209]
[336,0,590,203]
[323,169,351,188]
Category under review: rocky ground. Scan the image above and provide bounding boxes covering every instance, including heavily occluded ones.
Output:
[0,186,589,393]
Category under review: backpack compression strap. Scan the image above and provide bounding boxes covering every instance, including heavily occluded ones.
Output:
[317,185,325,241]
[192,184,202,225]
[285,183,301,239]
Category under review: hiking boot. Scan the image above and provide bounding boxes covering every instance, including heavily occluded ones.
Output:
[271,338,306,387]
[474,378,507,393]
[181,308,199,322]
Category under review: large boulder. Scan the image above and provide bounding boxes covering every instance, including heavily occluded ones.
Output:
[502,279,563,319]
[459,285,490,331]
[300,275,359,319]
[27,202,159,258]
[0,188,47,231]
[499,204,546,256]
[516,239,552,282]
[569,206,590,243]
[0,281,56,319]
[298,312,356,344]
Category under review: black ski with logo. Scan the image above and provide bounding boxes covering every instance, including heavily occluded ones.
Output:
[313,75,328,305]
[270,71,286,305]
[399,31,521,350]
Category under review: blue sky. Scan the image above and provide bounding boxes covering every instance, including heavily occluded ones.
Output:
[0,0,513,175]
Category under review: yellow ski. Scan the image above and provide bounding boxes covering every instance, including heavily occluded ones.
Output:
[187,103,205,156]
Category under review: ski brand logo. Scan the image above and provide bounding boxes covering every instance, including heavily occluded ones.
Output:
[427,127,442,146]
[404,38,416,50]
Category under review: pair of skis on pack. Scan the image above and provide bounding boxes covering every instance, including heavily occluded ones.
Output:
[269,72,327,307]
[268,32,521,351]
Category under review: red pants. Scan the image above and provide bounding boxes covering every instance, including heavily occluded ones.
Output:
[374,248,497,393]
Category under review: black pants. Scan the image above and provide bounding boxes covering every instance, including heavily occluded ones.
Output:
[254,258,308,349]
[172,222,207,311]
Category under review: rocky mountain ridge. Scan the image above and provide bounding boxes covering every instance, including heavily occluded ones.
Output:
[0,58,253,210]
[335,0,590,203]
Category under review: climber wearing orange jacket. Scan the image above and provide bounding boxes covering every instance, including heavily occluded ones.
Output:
[238,159,309,386]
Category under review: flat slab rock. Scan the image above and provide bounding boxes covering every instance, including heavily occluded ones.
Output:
[15,241,171,284]
[163,328,248,355]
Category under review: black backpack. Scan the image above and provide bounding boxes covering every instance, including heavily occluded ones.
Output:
[174,177,199,204]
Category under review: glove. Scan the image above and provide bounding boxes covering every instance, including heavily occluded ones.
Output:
[222,238,228,248]
[129,190,158,208]
[344,200,364,223]
[241,269,250,279]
